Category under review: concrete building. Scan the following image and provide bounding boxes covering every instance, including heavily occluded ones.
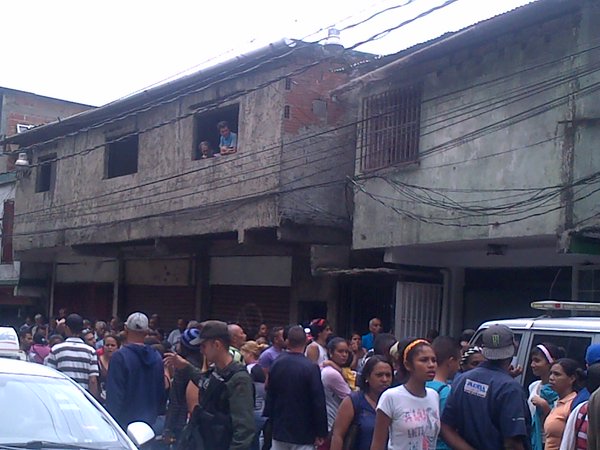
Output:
[1,40,377,334]
[334,0,600,336]
[0,88,91,325]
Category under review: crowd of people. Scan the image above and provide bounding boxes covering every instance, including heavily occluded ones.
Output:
[15,311,600,450]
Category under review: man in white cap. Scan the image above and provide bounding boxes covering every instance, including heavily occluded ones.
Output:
[441,324,531,450]
[106,312,166,431]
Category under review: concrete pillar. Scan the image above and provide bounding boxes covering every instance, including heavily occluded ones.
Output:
[112,258,121,318]
[447,267,465,337]
[194,247,210,321]
[48,262,57,317]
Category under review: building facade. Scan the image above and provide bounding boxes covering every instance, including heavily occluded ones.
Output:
[339,0,600,336]
[0,88,91,325]
[2,40,377,334]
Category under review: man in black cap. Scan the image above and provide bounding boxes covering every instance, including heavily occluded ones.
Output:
[45,313,99,398]
[441,324,531,450]
[165,320,255,450]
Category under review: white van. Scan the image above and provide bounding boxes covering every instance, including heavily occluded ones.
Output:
[0,326,27,361]
[472,301,600,388]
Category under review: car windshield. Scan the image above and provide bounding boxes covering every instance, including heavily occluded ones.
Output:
[0,373,129,449]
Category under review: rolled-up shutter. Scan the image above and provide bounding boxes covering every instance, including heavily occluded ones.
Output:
[124,285,195,330]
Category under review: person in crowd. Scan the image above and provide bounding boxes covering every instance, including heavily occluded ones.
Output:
[48,334,64,348]
[441,324,530,450]
[458,329,476,353]
[370,338,440,450]
[198,140,217,158]
[560,362,600,450]
[228,323,247,364]
[167,318,187,347]
[95,321,107,349]
[18,329,33,353]
[218,121,237,155]
[31,313,46,337]
[106,312,166,431]
[82,328,97,348]
[357,333,398,378]
[331,355,393,450]
[255,323,269,341]
[459,346,484,372]
[28,333,50,364]
[321,337,352,435]
[98,334,120,403]
[109,316,124,333]
[586,381,600,450]
[258,326,285,377]
[349,332,367,370]
[528,342,564,450]
[45,314,99,398]
[426,336,462,450]
[149,313,165,340]
[306,318,333,365]
[264,325,328,450]
[48,316,58,336]
[57,307,68,321]
[544,358,582,450]
[164,320,255,450]
[427,329,440,342]
[19,316,34,333]
[361,318,382,352]
[241,340,269,450]
[570,343,600,411]
[163,328,204,446]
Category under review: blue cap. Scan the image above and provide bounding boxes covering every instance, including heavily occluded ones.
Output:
[180,328,202,349]
[586,344,600,365]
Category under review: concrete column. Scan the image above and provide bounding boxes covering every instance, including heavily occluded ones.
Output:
[447,267,465,337]
[48,262,57,317]
[112,258,121,318]
[194,247,210,321]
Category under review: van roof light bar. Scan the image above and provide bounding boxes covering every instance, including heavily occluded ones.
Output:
[531,300,600,312]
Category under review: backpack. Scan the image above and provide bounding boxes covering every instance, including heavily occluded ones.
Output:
[178,363,248,450]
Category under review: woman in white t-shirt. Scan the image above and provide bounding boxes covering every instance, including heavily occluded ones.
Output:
[370,338,440,450]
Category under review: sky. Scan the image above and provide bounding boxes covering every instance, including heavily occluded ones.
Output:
[0,0,536,106]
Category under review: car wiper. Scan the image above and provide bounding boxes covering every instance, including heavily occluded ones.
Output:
[0,441,107,450]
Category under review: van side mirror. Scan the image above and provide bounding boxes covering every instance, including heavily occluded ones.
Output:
[126,422,155,447]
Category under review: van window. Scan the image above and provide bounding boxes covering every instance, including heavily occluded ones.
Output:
[522,333,592,388]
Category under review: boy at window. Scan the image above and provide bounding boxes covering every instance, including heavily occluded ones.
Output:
[198,141,217,159]
[218,121,237,155]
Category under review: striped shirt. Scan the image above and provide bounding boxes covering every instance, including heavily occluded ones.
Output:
[45,337,99,390]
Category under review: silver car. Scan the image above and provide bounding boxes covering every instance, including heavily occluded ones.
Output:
[0,358,154,449]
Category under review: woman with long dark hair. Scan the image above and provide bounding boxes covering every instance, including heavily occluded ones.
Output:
[331,355,393,450]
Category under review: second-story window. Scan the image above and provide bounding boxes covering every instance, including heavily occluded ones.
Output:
[360,84,422,171]
[106,135,139,178]
[36,153,56,193]
[193,104,239,160]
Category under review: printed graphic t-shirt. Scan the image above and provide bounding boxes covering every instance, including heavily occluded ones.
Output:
[377,385,440,450]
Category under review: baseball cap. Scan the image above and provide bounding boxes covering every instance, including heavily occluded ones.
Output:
[66,314,84,333]
[125,312,149,332]
[180,328,202,349]
[481,324,515,360]
[586,344,600,365]
[198,320,229,342]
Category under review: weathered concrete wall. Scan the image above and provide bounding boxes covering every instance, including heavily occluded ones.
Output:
[353,8,595,250]
[14,72,286,252]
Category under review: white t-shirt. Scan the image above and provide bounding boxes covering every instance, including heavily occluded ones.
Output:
[377,385,440,450]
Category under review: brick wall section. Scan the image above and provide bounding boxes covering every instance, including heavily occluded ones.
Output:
[283,60,351,134]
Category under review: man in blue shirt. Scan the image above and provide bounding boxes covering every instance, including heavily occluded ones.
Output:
[218,120,237,155]
[571,343,600,411]
[361,317,382,351]
[441,324,531,450]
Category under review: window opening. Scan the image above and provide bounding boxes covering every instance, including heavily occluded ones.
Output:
[106,135,138,178]
[360,84,422,171]
[193,104,239,160]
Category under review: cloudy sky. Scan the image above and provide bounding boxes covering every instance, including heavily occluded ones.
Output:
[1,0,535,106]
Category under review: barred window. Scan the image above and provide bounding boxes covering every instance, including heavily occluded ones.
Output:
[360,84,422,171]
